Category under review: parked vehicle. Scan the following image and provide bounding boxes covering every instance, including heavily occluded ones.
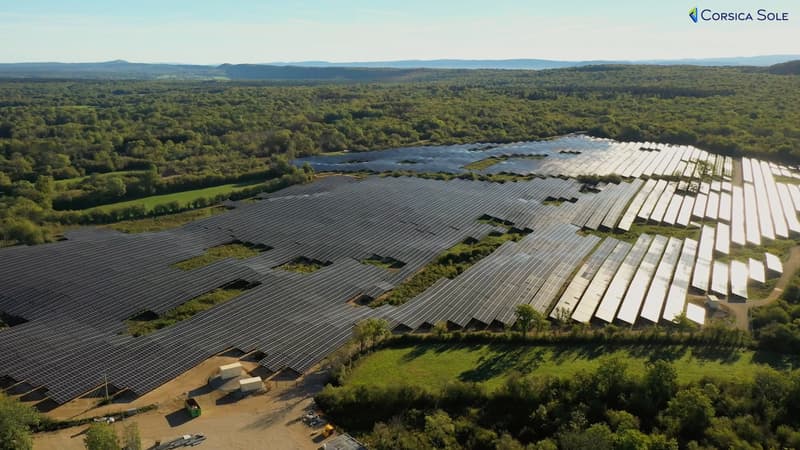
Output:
[185,398,201,418]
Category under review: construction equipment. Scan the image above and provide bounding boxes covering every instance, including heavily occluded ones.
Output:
[154,434,207,449]
[322,424,335,438]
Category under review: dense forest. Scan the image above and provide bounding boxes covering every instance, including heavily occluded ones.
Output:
[318,355,800,450]
[751,270,800,353]
[1,65,799,245]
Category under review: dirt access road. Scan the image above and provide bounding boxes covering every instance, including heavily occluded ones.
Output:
[726,245,800,331]
[35,356,330,450]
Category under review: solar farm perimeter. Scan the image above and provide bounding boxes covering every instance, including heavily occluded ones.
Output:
[1,135,797,410]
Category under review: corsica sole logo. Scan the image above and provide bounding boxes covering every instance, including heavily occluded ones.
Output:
[689,6,789,22]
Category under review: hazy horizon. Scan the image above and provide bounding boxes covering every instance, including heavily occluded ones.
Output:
[1,0,797,64]
[2,54,800,66]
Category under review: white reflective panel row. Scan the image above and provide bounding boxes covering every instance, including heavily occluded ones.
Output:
[692,225,716,292]
[641,237,684,323]
[617,236,668,324]
[596,234,654,323]
[686,303,706,325]
[663,238,698,322]
[730,260,748,299]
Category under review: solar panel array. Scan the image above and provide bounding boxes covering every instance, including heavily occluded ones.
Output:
[607,150,800,294]
[0,174,637,405]
[296,135,615,175]
[3,135,800,407]
[549,238,620,320]
[297,136,732,182]
[302,137,799,328]
[389,224,600,329]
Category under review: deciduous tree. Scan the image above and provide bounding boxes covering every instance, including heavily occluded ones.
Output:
[84,423,120,450]
[0,393,40,450]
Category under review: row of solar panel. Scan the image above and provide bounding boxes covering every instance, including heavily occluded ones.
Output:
[552,224,786,327]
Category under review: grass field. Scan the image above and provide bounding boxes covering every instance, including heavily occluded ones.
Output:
[125,288,244,336]
[276,257,328,273]
[717,237,797,263]
[464,155,546,171]
[54,170,145,188]
[105,206,226,233]
[361,255,405,270]
[320,150,353,156]
[464,157,504,171]
[345,343,797,391]
[85,180,263,212]
[173,242,263,271]
[775,175,800,185]
[582,223,702,244]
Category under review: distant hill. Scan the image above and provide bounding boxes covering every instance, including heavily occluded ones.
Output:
[275,58,593,70]
[275,55,800,70]
[767,60,800,75]
[0,61,461,81]
[218,64,462,82]
[0,55,799,81]
[0,60,222,79]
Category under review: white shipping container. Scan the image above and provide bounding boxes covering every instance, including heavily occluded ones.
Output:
[218,362,243,380]
[239,376,263,393]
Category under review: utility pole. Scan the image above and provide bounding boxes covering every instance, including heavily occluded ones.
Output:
[104,373,109,403]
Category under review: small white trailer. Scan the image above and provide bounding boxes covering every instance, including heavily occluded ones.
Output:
[218,362,243,380]
[239,376,263,393]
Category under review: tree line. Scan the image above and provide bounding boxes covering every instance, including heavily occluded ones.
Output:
[1,65,799,243]
[0,392,142,450]
[0,162,313,246]
[318,355,800,450]
[316,301,796,449]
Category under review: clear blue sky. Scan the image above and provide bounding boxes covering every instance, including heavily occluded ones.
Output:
[1,0,798,63]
